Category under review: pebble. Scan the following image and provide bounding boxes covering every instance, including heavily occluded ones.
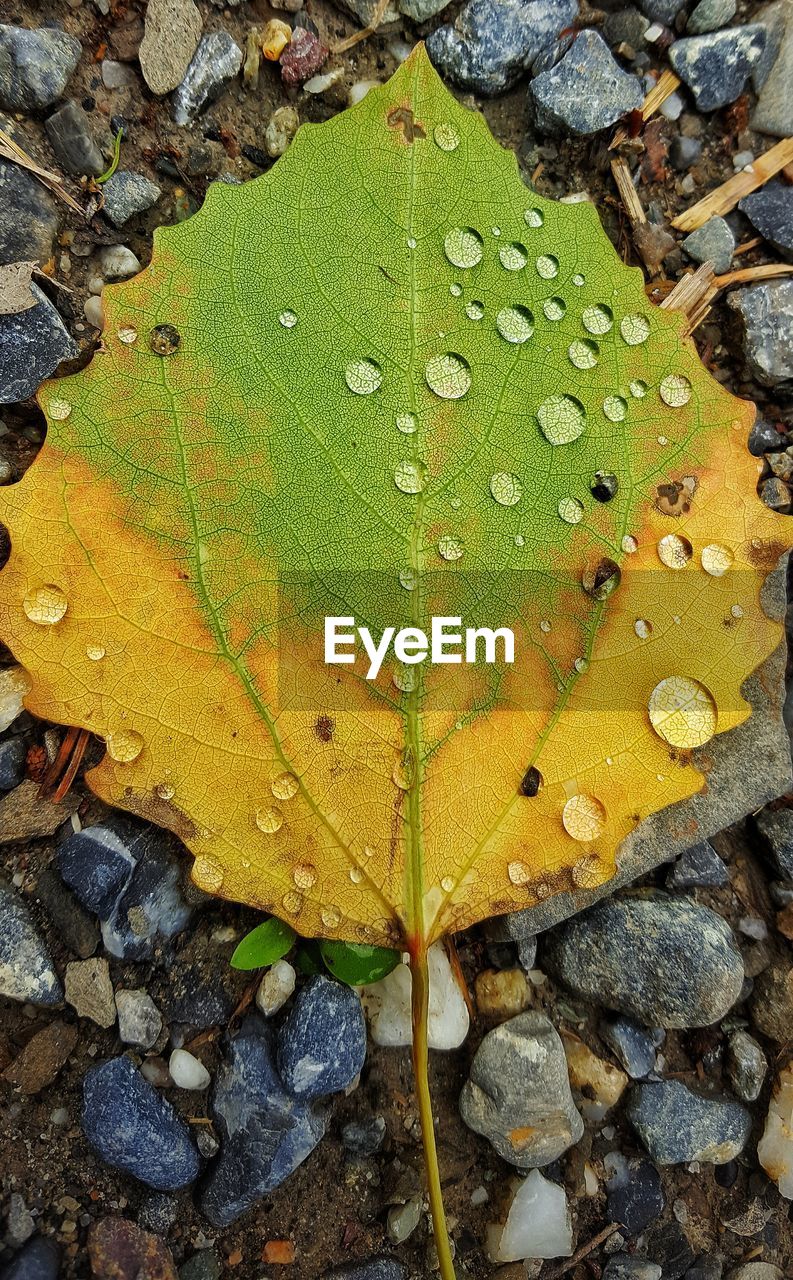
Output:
[84,295,104,329]
[561,1029,627,1120]
[34,867,99,959]
[277,974,366,1099]
[58,822,136,917]
[0,283,77,405]
[65,958,116,1028]
[0,882,62,1005]
[726,1267,783,1280]
[627,1080,751,1164]
[139,0,202,95]
[600,1015,660,1078]
[682,215,735,273]
[265,105,299,159]
[169,1048,210,1090]
[687,0,736,33]
[603,1259,662,1280]
[179,1251,222,1280]
[686,1258,723,1280]
[5,1193,34,1247]
[116,988,163,1050]
[726,1029,767,1102]
[426,0,577,96]
[637,0,685,21]
[255,958,296,1016]
[669,135,702,169]
[490,1169,573,1262]
[603,8,650,48]
[341,1114,386,1156]
[101,60,138,90]
[2,1019,78,1095]
[459,1011,583,1167]
[280,28,328,88]
[755,805,793,877]
[173,32,242,125]
[0,738,26,791]
[748,419,786,455]
[45,100,104,177]
[757,1060,793,1196]
[752,0,793,137]
[646,1223,695,1279]
[666,840,729,889]
[323,1260,407,1280]
[0,25,82,112]
[361,943,469,1049]
[98,245,141,280]
[82,1055,201,1190]
[669,26,767,111]
[0,668,28,733]
[387,1195,422,1245]
[739,181,793,262]
[529,31,643,135]
[199,1024,325,1226]
[101,171,162,227]
[0,1237,60,1280]
[733,148,754,169]
[474,967,530,1019]
[727,279,793,386]
[544,894,744,1028]
[604,1152,665,1235]
[87,1217,178,1280]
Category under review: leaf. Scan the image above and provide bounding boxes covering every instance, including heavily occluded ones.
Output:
[320,939,401,986]
[229,916,296,970]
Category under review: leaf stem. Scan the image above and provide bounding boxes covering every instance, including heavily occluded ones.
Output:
[409,941,456,1280]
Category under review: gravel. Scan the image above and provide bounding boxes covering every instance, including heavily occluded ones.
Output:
[669,26,767,111]
[101,171,163,226]
[0,24,81,111]
[686,0,737,34]
[755,805,793,877]
[0,283,77,404]
[600,1014,661,1078]
[277,974,366,1099]
[172,31,243,125]
[0,1236,60,1280]
[529,31,643,135]
[666,840,729,889]
[627,1080,752,1164]
[0,738,26,792]
[138,0,202,96]
[116,988,163,1050]
[725,1029,767,1102]
[604,1151,665,1235]
[751,0,793,136]
[727,279,793,386]
[0,882,62,1005]
[44,99,104,176]
[739,180,793,262]
[682,215,735,273]
[426,0,577,96]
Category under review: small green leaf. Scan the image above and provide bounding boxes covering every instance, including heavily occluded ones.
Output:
[294,941,324,975]
[230,917,296,970]
[320,939,401,986]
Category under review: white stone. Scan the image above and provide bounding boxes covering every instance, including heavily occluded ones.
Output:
[0,666,30,732]
[98,245,142,280]
[255,958,296,1016]
[757,1061,793,1198]
[169,1047,210,1090]
[361,942,469,1049]
[303,68,344,94]
[116,987,162,1049]
[84,295,104,329]
[491,1170,574,1262]
[348,79,381,105]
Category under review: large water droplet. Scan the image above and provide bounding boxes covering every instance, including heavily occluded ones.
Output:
[536,254,559,279]
[321,905,342,929]
[272,771,299,800]
[117,327,137,345]
[658,533,693,568]
[558,495,585,524]
[603,395,627,422]
[399,567,417,590]
[582,304,613,335]
[537,394,586,445]
[490,472,523,506]
[396,412,417,435]
[434,122,460,151]
[543,297,566,321]
[499,242,528,271]
[23,585,67,626]
[569,339,599,369]
[562,793,606,842]
[701,543,734,577]
[630,379,648,398]
[648,675,717,748]
[149,324,181,356]
[425,352,471,399]
[524,208,544,228]
[660,374,692,407]
[394,459,428,494]
[345,358,382,395]
[444,227,483,269]
[282,890,303,915]
[622,534,638,553]
[620,313,650,345]
[438,534,464,561]
[394,663,417,692]
[106,729,144,763]
[255,806,283,834]
[496,305,534,344]
[278,309,298,329]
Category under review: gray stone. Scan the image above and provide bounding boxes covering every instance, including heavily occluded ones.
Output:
[637,0,686,22]
[426,0,577,96]
[0,737,26,791]
[179,1252,222,1280]
[752,0,793,137]
[727,279,793,386]
[277,975,367,1099]
[45,100,104,176]
[669,26,767,111]
[682,215,735,273]
[686,1258,723,1280]
[0,25,82,112]
[666,840,729,889]
[739,181,793,262]
[0,283,77,404]
[101,171,162,226]
[687,0,737,33]
[748,419,786,455]
[603,1257,662,1280]
[627,1080,751,1164]
[726,1267,783,1280]
[116,988,163,1050]
[529,31,643,136]
[0,135,59,264]
[172,32,243,126]
[604,1151,665,1235]
[34,867,99,960]
[669,135,703,169]
[324,1260,408,1280]
[725,1029,767,1102]
[749,957,793,1042]
[600,1015,660,1078]
[755,804,793,877]
[459,1011,583,1167]
[603,8,650,48]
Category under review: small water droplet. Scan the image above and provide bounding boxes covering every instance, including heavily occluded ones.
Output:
[508,860,531,885]
[396,412,417,435]
[603,395,627,422]
[444,227,483,269]
[583,558,621,600]
[154,781,175,800]
[620,313,650,345]
[149,324,181,355]
[562,793,606,842]
[465,299,484,320]
[349,866,364,884]
[524,207,544,228]
[394,459,428,494]
[582,304,613,335]
[658,533,693,568]
[537,394,586,445]
[450,282,462,297]
[731,604,743,619]
[540,619,551,633]
[657,435,668,446]
[86,643,106,660]
[48,399,72,421]
[282,890,303,915]
[569,338,599,369]
[293,862,317,889]
[574,656,589,673]
[407,236,417,249]
[434,121,460,151]
[23,584,67,626]
[491,226,501,237]
[660,374,692,407]
[499,242,528,271]
[194,855,224,893]
[393,663,417,692]
[255,806,283,834]
[591,472,618,502]
[622,534,638,554]
[438,534,464,561]
[630,379,648,398]
[648,675,717,748]
[536,254,559,279]
[272,771,299,800]
[322,905,342,929]
[440,875,455,893]
[278,309,298,329]
[572,273,585,286]
[106,729,144,763]
[701,543,733,577]
[514,533,525,547]
[425,352,471,399]
[558,495,585,524]
[635,618,652,639]
[392,750,414,790]
[399,567,417,590]
[345,357,382,395]
[496,305,534,344]
[490,471,523,506]
[117,327,138,344]
[543,296,566,321]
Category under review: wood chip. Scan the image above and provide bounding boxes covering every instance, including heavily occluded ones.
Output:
[672,136,793,232]
[659,263,717,333]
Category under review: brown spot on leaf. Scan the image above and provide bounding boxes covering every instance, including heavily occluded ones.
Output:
[122,786,198,842]
[655,475,697,518]
[387,106,426,142]
[314,714,335,742]
[748,538,786,570]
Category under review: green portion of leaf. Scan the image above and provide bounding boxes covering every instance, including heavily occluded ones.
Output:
[230,917,296,970]
[294,941,325,975]
[320,938,401,986]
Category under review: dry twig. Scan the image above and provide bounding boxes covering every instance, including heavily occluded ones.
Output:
[659,262,717,333]
[672,136,793,232]
[331,0,394,53]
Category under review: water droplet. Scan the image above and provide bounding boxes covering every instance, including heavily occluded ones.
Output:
[499,241,528,271]
[537,394,586,445]
[536,254,559,279]
[438,534,464,561]
[490,471,523,506]
[399,567,417,590]
[574,656,589,673]
[731,604,743,618]
[117,327,137,344]
[603,396,627,422]
[558,495,584,524]
[345,357,382,395]
[149,324,181,355]
[407,236,417,249]
[658,533,693,569]
[350,866,364,884]
[450,495,462,509]
[396,412,417,435]
[272,771,299,800]
[255,806,283,834]
[543,296,566,321]
[648,675,717,748]
[450,282,463,297]
[441,875,455,892]
[194,855,224,893]
[660,374,692,407]
[465,299,484,320]
[657,435,668,446]
[591,472,618,502]
[278,309,298,329]
[635,618,652,639]
[48,399,71,420]
[569,338,599,369]
[293,862,317,890]
[514,533,525,547]
[106,729,144,763]
[540,620,551,633]
[444,227,483,269]
[582,304,613,335]
[630,379,648,398]
[508,860,531,885]
[86,643,106,660]
[701,543,733,577]
[562,793,606,841]
[496,305,534,344]
[434,121,460,151]
[282,890,303,915]
[583,557,621,600]
[154,781,175,800]
[425,352,471,399]
[321,905,342,929]
[392,750,414,790]
[23,584,67,626]
[394,459,428,494]
[620,313,650,345]
[491,226,501,237]
[622,534,638,554]
[572,273,585,286]
[394,663,417,692]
